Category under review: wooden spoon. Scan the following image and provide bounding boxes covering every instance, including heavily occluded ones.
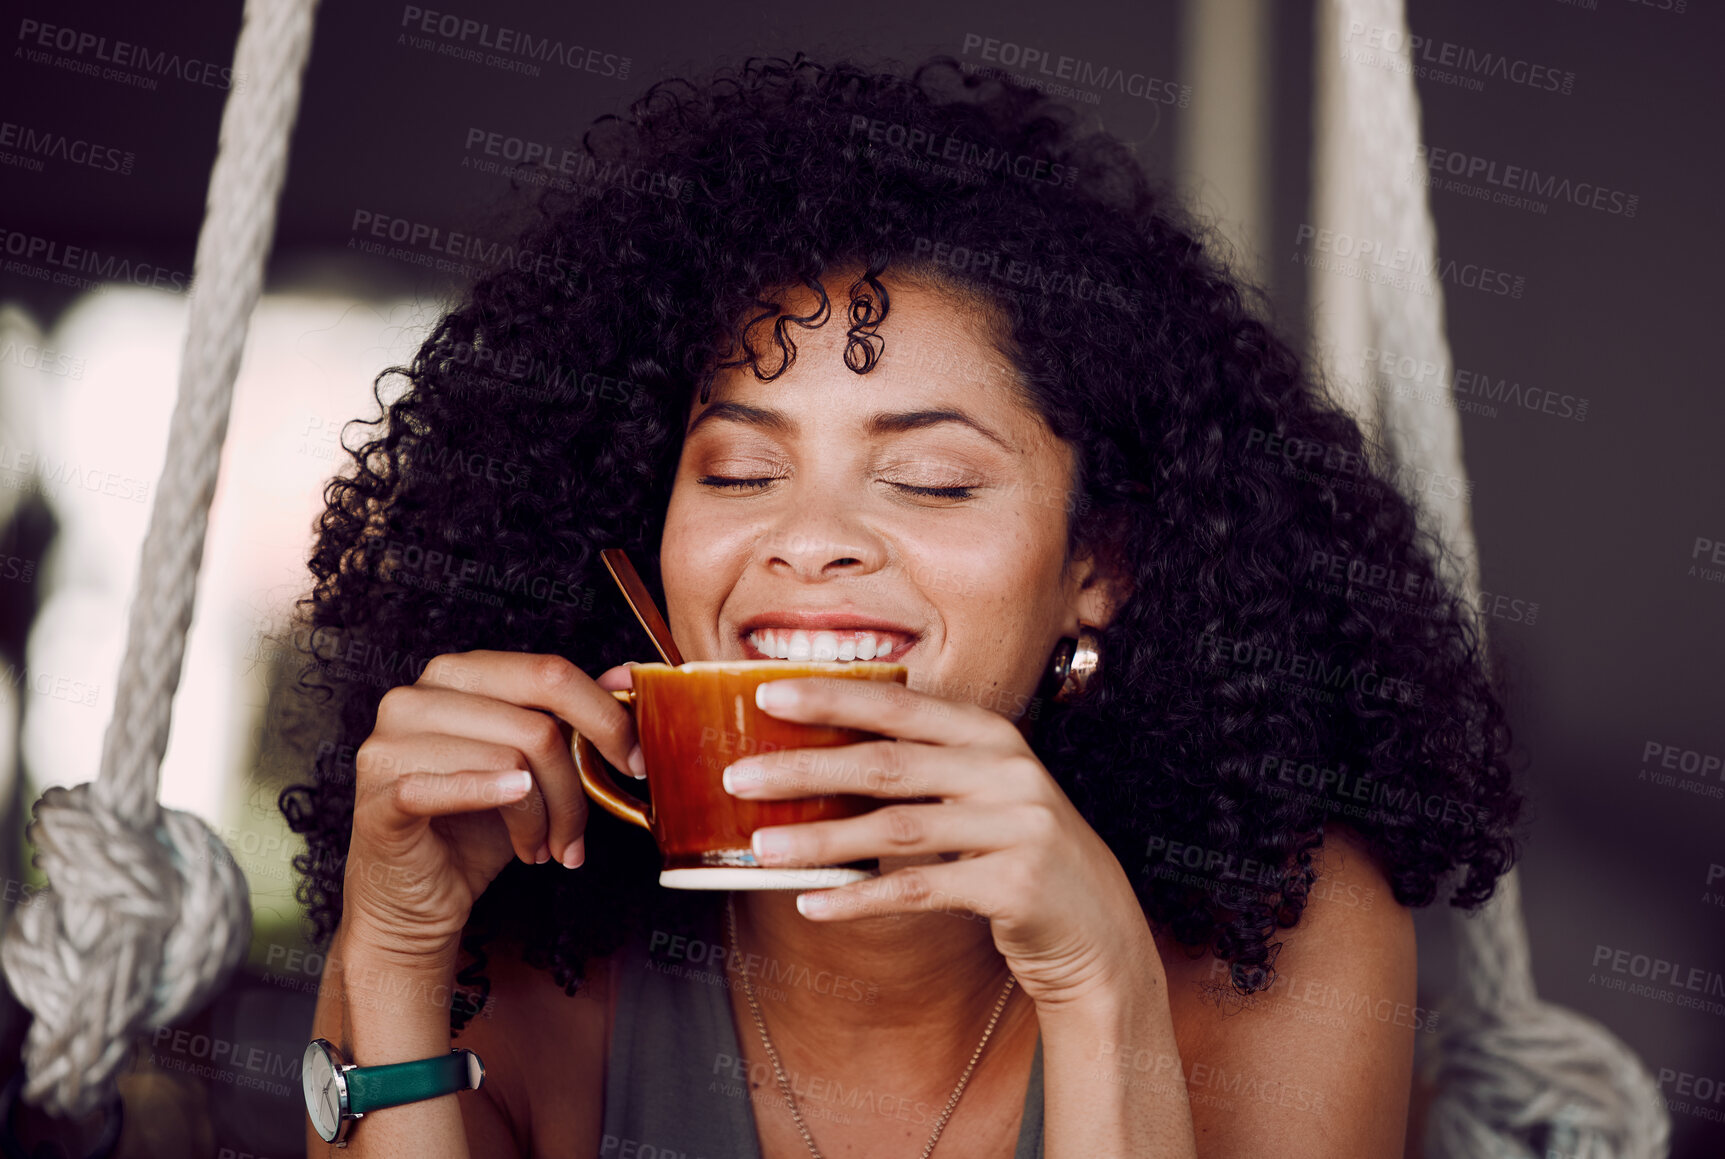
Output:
[599,548,684,666]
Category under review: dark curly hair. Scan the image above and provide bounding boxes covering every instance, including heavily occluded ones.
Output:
[279,52,1525,1034]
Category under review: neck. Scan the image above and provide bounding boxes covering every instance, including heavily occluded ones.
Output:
[725,881,1031,1068]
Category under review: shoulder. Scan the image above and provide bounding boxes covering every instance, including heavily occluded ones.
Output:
[1159,823,1413,991]
[1296,822,1416,969]
[452,940,618,1159]
[1155,823,1418,1155]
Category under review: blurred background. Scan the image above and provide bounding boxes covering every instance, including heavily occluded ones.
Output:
[0,0,1720,1155]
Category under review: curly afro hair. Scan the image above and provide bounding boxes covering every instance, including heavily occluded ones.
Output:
[279,52,1524,1033]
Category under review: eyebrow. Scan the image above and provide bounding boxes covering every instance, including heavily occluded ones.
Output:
[685,402,1016,452]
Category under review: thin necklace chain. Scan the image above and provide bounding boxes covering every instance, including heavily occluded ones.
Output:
[725,894,1017,1159]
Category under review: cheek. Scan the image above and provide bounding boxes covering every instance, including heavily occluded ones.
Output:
[919,517,1070,663]
[658,488,711,612]
[911,519,1056,607]
[660,487,753,610]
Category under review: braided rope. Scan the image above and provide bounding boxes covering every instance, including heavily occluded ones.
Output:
[1311,2,1669,1155]
[0,0,319,1119]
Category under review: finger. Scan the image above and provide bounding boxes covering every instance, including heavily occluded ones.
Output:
[390,769,541,864]
[750,801,1049,867]
[793,860,1004,925]
[723,739,1036,801]
[594,663,642,775]
[360,735,551,865]
[595,663,637,692]
[391,768,532,818]
[751,677,1013,747]
[381,684,590,866]
[417,650,640,775]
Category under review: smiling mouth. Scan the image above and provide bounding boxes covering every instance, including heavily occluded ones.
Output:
[743,627,915,663]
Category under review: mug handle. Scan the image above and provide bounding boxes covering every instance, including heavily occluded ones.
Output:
[571,689,650,830]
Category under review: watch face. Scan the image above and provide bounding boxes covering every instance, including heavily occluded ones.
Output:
[303,1041,344,1142]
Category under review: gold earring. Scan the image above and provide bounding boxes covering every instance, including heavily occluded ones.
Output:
[1046,624,1103,703]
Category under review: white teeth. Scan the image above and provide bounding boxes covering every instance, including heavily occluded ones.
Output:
[747,628,904,661]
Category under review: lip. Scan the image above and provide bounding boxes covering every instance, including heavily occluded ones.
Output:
[736,611,921,664]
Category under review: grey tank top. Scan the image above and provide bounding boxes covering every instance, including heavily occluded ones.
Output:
[600,897,1044,1158]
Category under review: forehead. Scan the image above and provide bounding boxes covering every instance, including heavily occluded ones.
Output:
[692,272,1045,441]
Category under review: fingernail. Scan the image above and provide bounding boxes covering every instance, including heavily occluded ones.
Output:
[796,892,827,917]
[560,837,585,869]
[755,681,795,710]
[535,842,550,864]
[751,828,790,860]
[499,769,533,796]
[722,761,763,794]
[626,744,646,779]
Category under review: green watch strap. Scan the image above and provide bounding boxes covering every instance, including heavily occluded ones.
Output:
[346,1051,477,1115]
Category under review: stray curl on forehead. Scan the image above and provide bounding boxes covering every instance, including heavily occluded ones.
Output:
[698,262,1032,409]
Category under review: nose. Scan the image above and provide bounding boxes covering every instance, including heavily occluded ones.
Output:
[758,496,888,582]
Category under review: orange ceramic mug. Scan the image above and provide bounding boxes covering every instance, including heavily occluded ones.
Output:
[572,659,909,889]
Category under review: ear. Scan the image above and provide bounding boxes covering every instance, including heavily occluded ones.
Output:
[1065,537,1132,632]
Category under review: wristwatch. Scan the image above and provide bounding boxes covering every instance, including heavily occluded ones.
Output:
[302,1038,485,1146]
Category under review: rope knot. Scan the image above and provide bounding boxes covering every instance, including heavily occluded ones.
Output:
[0,782,251,1119]
[1425,998,1671,1159]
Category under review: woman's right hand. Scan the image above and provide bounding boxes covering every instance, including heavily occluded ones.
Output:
[340,650,641,963]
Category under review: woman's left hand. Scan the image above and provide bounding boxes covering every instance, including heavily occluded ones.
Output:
[722,676,1162,1008]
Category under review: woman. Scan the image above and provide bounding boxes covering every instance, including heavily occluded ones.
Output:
[286,54,1522,1157]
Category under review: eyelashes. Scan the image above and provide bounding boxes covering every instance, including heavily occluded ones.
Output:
[696,475,779,491]
[696,476,977,501]
[893,484,976,500]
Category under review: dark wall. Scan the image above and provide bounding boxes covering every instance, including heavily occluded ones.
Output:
[1397,5,1725,1157]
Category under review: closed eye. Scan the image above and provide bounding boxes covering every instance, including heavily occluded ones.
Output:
[696,476,977,500]
[893,484,975,499]
[697,475,778,490]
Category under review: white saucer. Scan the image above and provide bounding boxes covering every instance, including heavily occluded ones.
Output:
[659,866,877,890]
